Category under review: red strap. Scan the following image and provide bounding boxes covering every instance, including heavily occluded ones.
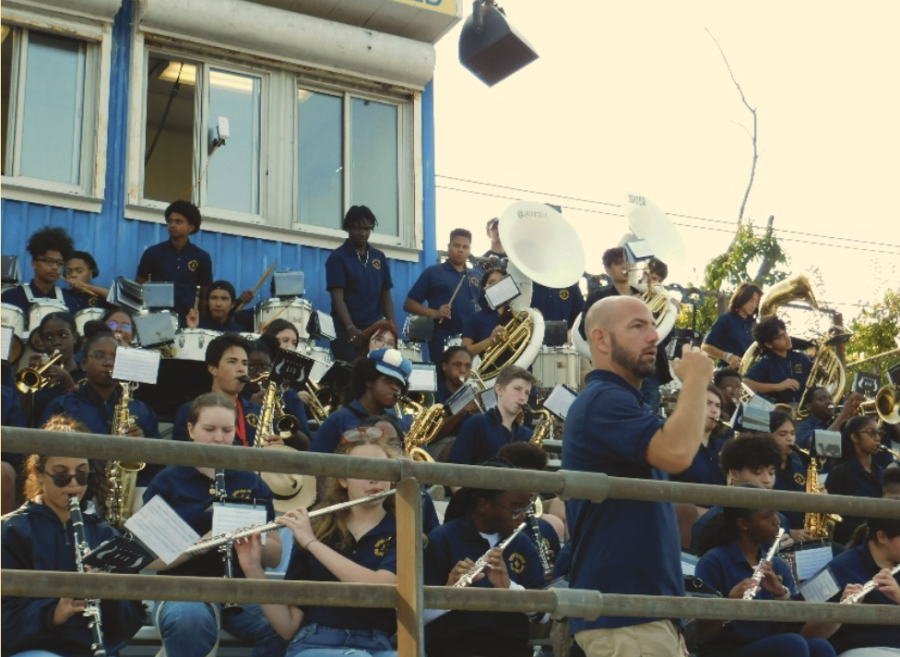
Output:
[235,401,248,447]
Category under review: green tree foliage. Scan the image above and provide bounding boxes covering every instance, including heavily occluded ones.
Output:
[845,288,900,379]
[676,222,789,335]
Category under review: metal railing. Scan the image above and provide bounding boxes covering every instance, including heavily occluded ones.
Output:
[2,426,899,657]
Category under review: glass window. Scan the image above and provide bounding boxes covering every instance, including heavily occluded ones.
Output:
[350,98,399,237]
[1,27,13,176]
[297,89,342,230]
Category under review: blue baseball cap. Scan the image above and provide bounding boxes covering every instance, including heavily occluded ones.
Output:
[368,347,412,387]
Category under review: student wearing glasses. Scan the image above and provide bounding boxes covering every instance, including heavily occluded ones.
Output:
[102,307,136,347]
[1,415,145,657]
[825,415,886,546]
[355,319,400,362]
[2,226,80,318]
[743,317,813,406]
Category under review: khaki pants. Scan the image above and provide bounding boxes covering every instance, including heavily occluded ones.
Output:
[575,620,682,657]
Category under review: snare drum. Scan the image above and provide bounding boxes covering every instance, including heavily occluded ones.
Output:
[28,299,68,332]
[397,341,422,364]
[255,299,313,340]
[443,334,462,350]
[1,303,26,363]
[74,308,105,336]
[531,345,581,390]
[297,341,334,381]
[172,329,222,361]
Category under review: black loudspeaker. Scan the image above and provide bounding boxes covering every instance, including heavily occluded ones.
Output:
[458,2,538,87]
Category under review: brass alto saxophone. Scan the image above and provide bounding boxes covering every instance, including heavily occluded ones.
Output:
[69,495,107,656]
[524,405,553,448]
[795,446,841,539]
[105,382,144,529]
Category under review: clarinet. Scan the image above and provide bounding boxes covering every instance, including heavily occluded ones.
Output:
[211,469,243,617]
[454,522,528,588]
[68,495,107,657]
[742,528,785,600]
[841,563,900,604]
[525,506,552,577]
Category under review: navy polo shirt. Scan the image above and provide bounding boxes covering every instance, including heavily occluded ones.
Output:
[325,240,392,330]
[424,514,544,652]
[407,261,482,336]
[825,544,900,652]
[672,433,731,487]
[775,452,807,528]
[462,308,504,344]
[41,383,162,486]
[578,284,641,339]
[796,416,831,450]
[172,396,262,447]
[535,516,561,561]
[744,351,813,404]
[197,316,243,332]
[66,288,111,312]
[136,240,214,316]
[703,311,756,363]
[31,366,86,428]
[690,506,791,553]
[695,541,796,652]
[1,281,80,320]
[143,466,274,579]
[825,459,883,545]
[2,384,27,469]
[286,511,397,634]
[531,282,585,329]
[561,369,684,631]
[309,400,413,454]
[448,407,534,466]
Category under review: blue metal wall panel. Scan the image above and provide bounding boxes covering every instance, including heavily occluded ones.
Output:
[0,1,435,334]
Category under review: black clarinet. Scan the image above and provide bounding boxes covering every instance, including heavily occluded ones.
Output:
[68,495,107,657]
[525,505,552,577]
[211,469,244,617]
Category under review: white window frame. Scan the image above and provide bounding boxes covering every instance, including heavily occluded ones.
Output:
[126,34,423,262]
[0,9,112,213]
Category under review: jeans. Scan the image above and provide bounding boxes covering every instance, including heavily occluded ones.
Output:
[640,375,662,416]
[153,599,288,657]
[716,634,836,657]
[286,623,396,657]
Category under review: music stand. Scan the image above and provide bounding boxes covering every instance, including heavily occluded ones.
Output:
[542,321,567,347]
[133,359,209,423]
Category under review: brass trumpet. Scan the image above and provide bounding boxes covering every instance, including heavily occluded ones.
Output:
[16,351,63,393]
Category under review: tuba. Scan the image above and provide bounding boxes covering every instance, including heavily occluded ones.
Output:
[105,382,145,529]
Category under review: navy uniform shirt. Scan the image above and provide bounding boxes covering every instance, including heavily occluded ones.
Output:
[578,284,641,339]
[286,511,397,634]
[695,541,796,652]
[561,369,684,632]
[775,451,807,528]
[703,311,756,364]
[691,506,791,553]
[172,396,262,447]
[1,281,80,321]
[66,288,112,312]
[41,383,162,486]
[825,544,900,652]
[745,351,813,404]
[143,466,275,578]
[309,400,413,454]
[462,308,507,344]
[197,316,243,332]
[424,514,544,653]
[136,240,213,317]
[31,365,86,427]
[448,407,534,466]
[2,384,27,469]
[825,459,883,545]
[407,261,482,336]
[796,416,831,450]
[1,501,145,656]
[325,240,393,330]
[531,282,585,329]
[672,433,731,487]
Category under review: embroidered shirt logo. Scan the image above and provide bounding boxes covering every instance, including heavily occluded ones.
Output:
[374,537,393,558]
[372,259,381,270]
[559,289,570,301]
[508,553,526,574]
[246,413,259,429]
[793,473,806,486]
[188,259,199,272]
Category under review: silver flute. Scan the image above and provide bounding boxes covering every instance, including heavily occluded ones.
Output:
[742,528,785,600]
[841,563,900,604]
[454,521,528,588]
[69,495,107,657]
[525,507,552,577]
[184,489,396,555]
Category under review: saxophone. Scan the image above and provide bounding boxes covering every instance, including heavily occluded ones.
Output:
[799,446,842,539]
[106,382,144,529]
[524,405,553,448]
[69,495,107,656]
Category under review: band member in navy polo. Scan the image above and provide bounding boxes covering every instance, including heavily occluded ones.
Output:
[185,280,245,332]
[404,228,482,364]
[448,366,535,467]
[796,386,864,450]
[424,461,544,657]
[135,200,213,323]
[325,205,395,362]
[562,296,713,657]
[531,280,585,337]
[768,411,810,539]
[576,247,640,342]
[1,226,80,318]
[461,268,511,357]
[701,282,762,369]
[744,317,813,406]
[64,251,110,310]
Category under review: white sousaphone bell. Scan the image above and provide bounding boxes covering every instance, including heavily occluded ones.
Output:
[473,201,586,385]
[573,192,686,364]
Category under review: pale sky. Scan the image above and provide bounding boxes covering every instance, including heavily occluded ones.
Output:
[431,1,900,329]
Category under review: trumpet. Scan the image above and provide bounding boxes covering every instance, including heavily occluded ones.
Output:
[879,445,900,461]
[742,527,785,600]
[15,350,63,393]
[840,563,900,604]
[454,521,528,588]
[184,489,397,555]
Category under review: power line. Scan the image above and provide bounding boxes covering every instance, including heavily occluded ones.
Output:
[435,174,900,250]
[436,184,900,256]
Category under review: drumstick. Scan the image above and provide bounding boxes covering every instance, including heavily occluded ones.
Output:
[233,260,278,313]
[262,302,292,325]
[193,286,201,312]
[438,275,467,325]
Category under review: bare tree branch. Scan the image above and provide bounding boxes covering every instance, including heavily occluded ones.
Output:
[730,120,753,141]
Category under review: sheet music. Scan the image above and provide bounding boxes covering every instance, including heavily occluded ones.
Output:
[447,384,477,416]
[484,275,520,310]
[795,545,834,582]
[814,430,842,459]
[0,325,12,361]
[316,311,336,340]
[125,496,200,565]
[212,502,267,538]
[408,364,437,392]
[625,239,654,261]
[113,346,160,384]
[798,567,840,603]
[480,388,497,411]
[544,385,577,420]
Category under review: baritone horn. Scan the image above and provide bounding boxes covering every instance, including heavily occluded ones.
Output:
[15,350,63,393]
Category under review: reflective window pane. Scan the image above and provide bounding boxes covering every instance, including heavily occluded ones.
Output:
[297,89,342,230]
[207,69,260,214]
[144,57,196,202]
[19,32,85,185]
[1,28,14,176]
[350,98,399,237]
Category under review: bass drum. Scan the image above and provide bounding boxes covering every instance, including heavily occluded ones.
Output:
[256,299,313,341]
[397,341,422,364]
[531,346,581,390]
[171,329,222,361]
[74,308,106,337]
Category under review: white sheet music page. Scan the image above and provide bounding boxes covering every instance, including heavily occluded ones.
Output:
[113,346,160,384]
[212,502,267,539]
[798,567,840,603]
[409,364,437,392]
[795,545,834,582]
[485,275,520,310]
[544,385,577,420]
[125,496,200,565]
[316,311,336,340]
[0,325,12,361]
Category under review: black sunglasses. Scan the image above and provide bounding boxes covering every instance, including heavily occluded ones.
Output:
[42,470,90,487]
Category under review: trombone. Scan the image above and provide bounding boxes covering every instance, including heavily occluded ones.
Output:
[15,351,63,393]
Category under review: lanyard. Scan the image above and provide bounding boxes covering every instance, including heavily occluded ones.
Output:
[235,401,248,447]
